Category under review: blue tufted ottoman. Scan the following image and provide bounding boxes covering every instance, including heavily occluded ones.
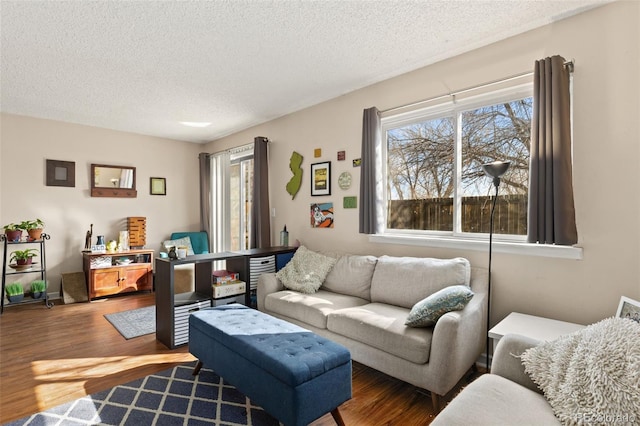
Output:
[189,304,351,426]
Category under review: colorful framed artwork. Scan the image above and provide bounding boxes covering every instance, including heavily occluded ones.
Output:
[46,159,75,187]
[150,177,166,195]
[337,150,346,161]
[310,202,334,228]
[311,161,331,196]
[353,158,362,167]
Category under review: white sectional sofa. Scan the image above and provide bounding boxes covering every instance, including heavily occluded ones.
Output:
[257,250,488,410]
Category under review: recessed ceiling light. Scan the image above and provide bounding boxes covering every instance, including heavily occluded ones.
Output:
[180,121,212,128]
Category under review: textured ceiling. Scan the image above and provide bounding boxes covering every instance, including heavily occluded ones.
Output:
[1,0,610,144]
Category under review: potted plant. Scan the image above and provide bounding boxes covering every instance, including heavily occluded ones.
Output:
[3,223,22,242]
[10,248,39,265]
[20,219,45,241]
[6,283,24,303]
[30,280,46,299]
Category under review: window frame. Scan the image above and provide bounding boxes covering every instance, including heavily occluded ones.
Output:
[377,83,583,259]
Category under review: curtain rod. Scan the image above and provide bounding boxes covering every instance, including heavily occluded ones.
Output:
[382,59,574,114]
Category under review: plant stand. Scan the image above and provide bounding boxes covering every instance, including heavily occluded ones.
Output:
[1,233,53,314]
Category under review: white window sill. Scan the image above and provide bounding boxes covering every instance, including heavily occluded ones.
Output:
[369,234,583,260]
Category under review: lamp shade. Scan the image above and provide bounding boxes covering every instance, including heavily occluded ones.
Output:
[482,161,510,179]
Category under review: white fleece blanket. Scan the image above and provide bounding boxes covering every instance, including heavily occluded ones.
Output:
[520,317,640,425]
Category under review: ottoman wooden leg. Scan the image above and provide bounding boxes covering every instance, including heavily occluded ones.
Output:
[331,408,345,426]
[192,360,203,376]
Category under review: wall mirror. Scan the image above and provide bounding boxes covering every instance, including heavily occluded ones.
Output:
[91,164,137,198]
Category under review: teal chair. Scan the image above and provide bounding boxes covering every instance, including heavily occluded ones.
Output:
[170,232,209,255]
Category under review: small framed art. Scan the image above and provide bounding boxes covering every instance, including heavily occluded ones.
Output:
[616,296,640,323]
[150,177,166,195]
[311,161,331,196]
[46,159,75,187]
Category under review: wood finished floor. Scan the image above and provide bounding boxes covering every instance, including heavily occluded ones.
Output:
[0,293,474,425]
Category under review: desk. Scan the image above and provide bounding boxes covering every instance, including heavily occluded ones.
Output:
[489,312,585,350]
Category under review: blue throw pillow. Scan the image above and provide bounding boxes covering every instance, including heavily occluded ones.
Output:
[405,285,474,327]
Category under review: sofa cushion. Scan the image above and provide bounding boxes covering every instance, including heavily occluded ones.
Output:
[327,303,433,364]
[405,285,474,327]
[265,289,369,329]
[431,374,560,426]
[321,254,377,300]
[370,256,470,309]
[276,246,337,294]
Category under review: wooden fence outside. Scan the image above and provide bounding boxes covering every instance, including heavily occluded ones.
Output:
[388,194,527,235]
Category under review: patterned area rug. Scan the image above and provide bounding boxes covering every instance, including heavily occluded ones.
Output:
[104,306,155,339]
[8,362,279,425]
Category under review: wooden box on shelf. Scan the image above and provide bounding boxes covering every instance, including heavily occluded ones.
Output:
[82,249,154,301]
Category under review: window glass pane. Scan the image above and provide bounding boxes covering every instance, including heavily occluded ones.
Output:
[460,98,531,235]
[386,116,455,231]
[230,163,241,250]
[229,157,253,251]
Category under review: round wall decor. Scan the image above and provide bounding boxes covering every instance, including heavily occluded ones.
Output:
[338,172,352,190]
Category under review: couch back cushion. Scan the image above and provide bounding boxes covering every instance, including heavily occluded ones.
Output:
[321,254,378,300]
[370,256,471,309]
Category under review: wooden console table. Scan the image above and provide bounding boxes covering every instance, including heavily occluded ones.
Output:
[82,249,154,301]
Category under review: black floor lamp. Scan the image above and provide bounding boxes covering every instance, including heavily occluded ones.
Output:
[481,160,510,370]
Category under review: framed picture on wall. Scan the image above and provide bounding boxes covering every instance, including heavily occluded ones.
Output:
[150,177,166,195]
[616,296,640,323]
[46,159,75,187]
[311,161,331,196]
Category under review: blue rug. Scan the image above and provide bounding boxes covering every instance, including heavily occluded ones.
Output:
[8,362,279,425]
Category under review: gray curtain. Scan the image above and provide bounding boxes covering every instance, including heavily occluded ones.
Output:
[359,107,381,234]
[198,152,212,240]
[528,56,578,245]
[251,136,271,248]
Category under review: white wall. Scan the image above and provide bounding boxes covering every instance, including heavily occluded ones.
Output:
[206,1,640,326]
[0,114,201,293]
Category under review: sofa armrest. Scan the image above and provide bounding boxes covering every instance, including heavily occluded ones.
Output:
[257,273,284,311]
[491,333,542,394]
[428,285,486,395]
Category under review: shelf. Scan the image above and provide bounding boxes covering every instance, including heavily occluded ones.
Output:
[175,291,211,307]
[1,234,52,314]
[155,246,298,349]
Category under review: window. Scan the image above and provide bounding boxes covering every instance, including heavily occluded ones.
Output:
[230,154,253,250]
[381,84,532,240]
[209,144,253,255]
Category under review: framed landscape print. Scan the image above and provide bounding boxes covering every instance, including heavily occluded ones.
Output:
[311,161,331,196]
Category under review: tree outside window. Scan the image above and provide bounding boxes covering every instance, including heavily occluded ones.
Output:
[384,93,532,237]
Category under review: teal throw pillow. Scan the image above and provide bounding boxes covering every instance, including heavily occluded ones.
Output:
[405,285,474,327]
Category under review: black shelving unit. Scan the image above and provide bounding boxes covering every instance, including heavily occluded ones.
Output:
[1,233,53,314]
